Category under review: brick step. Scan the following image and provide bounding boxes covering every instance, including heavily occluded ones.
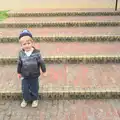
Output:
[0,21,120,28]
[1,55,120,64]
[0,36,120,43]
[8,9,120,17]
[1,64,120,99]
[3,16,120,23]
[0,27,120,37]
[0,42,120,57]
[1,100,120,119]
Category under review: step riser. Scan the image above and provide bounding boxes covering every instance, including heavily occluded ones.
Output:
[1,56,120,64]
[8,12,120,17]
[0,36,120,43]
[0,22,120,28]
[1,91,120,100]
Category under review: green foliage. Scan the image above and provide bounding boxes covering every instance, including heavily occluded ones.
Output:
[0,10,9,21]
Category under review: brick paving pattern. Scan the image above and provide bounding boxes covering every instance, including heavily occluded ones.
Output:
[0,99,120,120]
[0,64,120,92]
[0,42,120,57]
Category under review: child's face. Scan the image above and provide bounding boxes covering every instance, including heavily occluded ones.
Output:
[19,36,34,52]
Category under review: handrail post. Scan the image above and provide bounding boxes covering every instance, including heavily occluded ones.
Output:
[115,0,118,11]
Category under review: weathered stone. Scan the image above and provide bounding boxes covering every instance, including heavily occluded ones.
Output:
[0,114,4,120]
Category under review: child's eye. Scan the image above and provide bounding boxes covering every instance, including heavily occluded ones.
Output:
[28,42,31,45]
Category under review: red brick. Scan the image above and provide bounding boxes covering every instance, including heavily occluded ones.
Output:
[0,27,120,37]
[0,42,120,57]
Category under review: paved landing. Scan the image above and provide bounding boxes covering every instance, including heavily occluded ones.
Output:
[0,99,120,120]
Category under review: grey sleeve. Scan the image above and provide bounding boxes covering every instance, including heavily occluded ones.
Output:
[37,53,46,73]
[17,54,22,74]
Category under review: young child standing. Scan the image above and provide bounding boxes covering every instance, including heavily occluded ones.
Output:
[17,29,47,108]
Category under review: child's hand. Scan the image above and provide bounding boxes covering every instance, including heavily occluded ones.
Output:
[18,74,21,79]
[43,72,47,77]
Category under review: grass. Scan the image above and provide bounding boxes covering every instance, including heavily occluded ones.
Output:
[0,10,9,21]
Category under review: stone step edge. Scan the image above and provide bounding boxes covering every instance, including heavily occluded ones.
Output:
[1,55,120,64]
[0,36,120,43]
[0,22,120,28]
[8,12,120,17]
[1,87,120,100]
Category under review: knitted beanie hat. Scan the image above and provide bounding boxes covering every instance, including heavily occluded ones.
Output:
[19,29,33,39]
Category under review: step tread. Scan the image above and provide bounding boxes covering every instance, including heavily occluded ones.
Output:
[2,16,120,23]
[0,27,120,37]
[1,64,120,92]
[9,8,119,13]
[0,42,120,57]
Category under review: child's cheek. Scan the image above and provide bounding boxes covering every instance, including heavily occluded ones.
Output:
[35,43,40,49]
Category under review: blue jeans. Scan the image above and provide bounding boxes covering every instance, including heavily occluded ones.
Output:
[21,77,39,101]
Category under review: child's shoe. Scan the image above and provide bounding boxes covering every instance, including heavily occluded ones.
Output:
[32,100,38,108]
[21,99,27,108]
